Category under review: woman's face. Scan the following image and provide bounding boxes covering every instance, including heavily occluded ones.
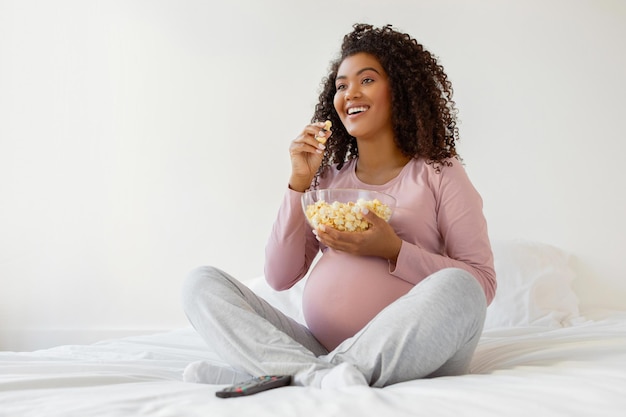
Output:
[333,52,393,140]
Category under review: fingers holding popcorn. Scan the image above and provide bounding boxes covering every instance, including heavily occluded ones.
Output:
[291,121,331,155]
[288,122,331,192]
[315,120,332,144]
[312,208,401,261]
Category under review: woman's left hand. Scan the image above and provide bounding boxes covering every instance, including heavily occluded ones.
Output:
[313,209,402,263]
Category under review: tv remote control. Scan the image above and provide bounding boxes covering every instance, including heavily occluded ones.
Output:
[215,375,292,398]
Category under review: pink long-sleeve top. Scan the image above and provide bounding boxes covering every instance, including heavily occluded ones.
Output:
[264,157,496,351]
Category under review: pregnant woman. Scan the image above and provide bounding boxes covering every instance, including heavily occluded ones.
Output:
[182,23,496,388]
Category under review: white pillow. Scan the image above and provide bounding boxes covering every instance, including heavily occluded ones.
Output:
[485,239,581,329]
[248,239,581,330]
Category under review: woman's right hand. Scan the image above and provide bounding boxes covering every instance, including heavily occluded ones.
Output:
[288,121,331,192]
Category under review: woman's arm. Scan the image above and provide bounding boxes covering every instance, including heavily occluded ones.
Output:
[264,122,331,290]
[391,162,497,304]
[264,188,320,291]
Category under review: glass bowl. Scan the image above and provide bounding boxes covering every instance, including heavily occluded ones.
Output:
[301,188,396,232]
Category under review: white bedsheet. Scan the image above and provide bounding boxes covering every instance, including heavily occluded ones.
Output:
[1,311,626,417]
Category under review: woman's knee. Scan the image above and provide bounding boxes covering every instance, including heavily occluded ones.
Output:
[181,265,226,310]
[436,267,482,291]
[423,268,487,312]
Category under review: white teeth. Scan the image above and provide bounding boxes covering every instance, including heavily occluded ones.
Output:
[347,106,368,115]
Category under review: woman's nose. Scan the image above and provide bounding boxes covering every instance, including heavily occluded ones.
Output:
[345,84,361,100]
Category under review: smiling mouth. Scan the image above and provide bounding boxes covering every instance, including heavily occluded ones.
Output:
[347,106,369,115]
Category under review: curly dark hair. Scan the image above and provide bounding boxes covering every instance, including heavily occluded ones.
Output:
[312,23,460,183]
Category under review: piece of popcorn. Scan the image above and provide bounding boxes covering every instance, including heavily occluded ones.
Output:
[316,120,332,144]
[305,197,391,232]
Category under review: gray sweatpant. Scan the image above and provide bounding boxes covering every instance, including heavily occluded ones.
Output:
[181,266,486,388]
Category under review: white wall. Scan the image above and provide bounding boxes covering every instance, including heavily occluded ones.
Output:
[1,0,625,351]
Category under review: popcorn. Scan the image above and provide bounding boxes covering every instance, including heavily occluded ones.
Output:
[316,120,332,144]
[305,197,392,232]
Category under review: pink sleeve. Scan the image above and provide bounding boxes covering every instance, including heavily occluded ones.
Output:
[390,163,497,304]
[263,188,320,291]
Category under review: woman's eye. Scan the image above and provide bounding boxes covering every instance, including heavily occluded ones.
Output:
[362,77,374,85]
[336,84,346,91]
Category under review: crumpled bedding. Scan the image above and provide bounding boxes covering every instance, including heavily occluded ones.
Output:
[1,311,625,417]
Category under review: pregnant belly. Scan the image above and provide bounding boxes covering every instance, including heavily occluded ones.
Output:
[303,250,413,351]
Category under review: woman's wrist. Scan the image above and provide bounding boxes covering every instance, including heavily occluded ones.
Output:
[385,237,403,264]
[288,183,307,193]
[288,176,312,193]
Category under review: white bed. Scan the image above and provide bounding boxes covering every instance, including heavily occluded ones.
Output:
[2,240,625,417]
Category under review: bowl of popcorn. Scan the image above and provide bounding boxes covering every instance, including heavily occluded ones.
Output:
[302,188,396,232]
